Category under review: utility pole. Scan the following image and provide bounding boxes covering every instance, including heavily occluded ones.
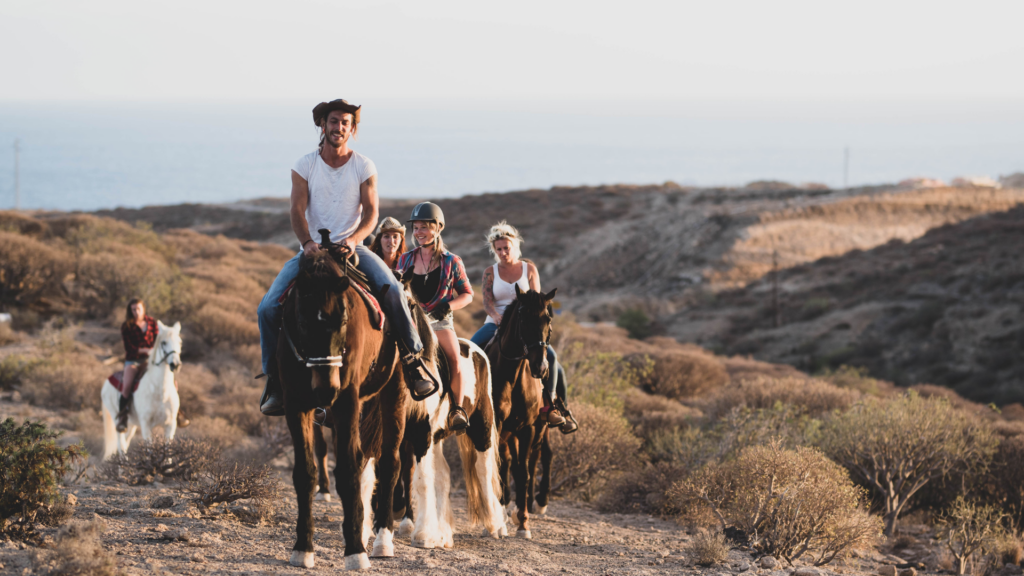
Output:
[843,146,849,189]
[13,138,20,210]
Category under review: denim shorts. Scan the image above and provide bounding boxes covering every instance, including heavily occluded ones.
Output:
[429,312,455,332]
[124,360,141,367]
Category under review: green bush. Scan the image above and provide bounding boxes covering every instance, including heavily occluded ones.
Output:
[559,342,651,412]
[0,419,86,538]
[616,308,653,339]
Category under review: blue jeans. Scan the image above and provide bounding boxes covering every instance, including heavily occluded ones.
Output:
[257,245,423,375]
[471,322,560,403]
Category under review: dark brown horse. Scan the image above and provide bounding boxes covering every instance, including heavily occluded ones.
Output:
[278,249,407,570]
[487,284,557,538]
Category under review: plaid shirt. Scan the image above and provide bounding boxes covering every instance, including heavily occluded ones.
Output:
[122,316,158,361]
[397,248,473,314]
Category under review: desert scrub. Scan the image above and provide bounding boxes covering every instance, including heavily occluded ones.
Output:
[181,461,281,523]
[0,231,72,309]
[671,441,880,566]
[559,342,651,412]
[688,528,730,566]
[31,517,122,576]
[548,402,642,501]
[0,419,86,538]
[700,375,859,420]
[616,307,654,339]
[939,496,1006,576]
[820,392,997,536]
[99,437,220,485]
[631,349,728,400]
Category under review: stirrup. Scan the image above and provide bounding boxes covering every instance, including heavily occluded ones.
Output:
[448,406,469,434]
[404,356,440,401]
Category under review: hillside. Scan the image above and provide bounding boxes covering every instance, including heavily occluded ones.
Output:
[668,204,1024,405]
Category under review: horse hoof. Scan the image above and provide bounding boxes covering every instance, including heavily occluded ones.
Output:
[536,505,548,515]
[314,492,332,502]
[344,553,370,570]
[517,529,532,540]
[499,525,509,537]
[411,536,436,549]
[370,542,394,557]
[484,528,503,539]
[397,518,414,538]
[289,550,315,568]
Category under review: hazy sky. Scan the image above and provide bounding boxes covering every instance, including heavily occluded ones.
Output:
[3,0,1023,105]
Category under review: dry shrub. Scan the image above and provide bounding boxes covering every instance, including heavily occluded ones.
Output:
[37,493,76,527]
[0,353,40,390]
[0,321,20,345]
[623,387,701,438]
[631,350,728,400]
[671,441,880,566]
[701,375,859,420]
[547,402,642,501]
[818,365,896,397]
[596,461,687,516]
[0,231,72,309]
[940,496,1006,576]
[821,392,998,536]
[99,437,220,485]
[75,244,190,319]
[189,303,259,347]
[984,435,1024,529]
[721,354,807,382]
[560,343,651,411]
[20,351,108,411]
[181,461,281,523]
[31,517,121,576]
[0,210,50,237]
[688,528,730,566]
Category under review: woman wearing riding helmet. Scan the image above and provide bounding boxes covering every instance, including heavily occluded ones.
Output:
[369,216,407,270]
[397,203,474,432]
[469,221,578,433]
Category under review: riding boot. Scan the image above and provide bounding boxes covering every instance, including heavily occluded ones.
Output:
[259,371,285,416]
[539,401,566,427]
[558,401,579,435]
[176,408,191,428]
[116,395,131,433]
[402,353,439,400]
[447,405,469,434]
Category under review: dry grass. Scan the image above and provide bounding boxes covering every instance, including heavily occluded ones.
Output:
[700,375,859,420]
[181,461,281,523]
[99,437,221,485]
[31,518,121,576]
[688,528,730,566]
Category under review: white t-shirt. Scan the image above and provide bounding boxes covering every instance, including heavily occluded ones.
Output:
[292,150,377,247]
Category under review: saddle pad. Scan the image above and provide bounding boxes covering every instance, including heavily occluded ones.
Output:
[278,279,384,331]
[108,371,140,395]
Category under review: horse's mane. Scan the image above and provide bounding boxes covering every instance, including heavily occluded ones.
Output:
[299,251,344,280]
[404,282,439,366]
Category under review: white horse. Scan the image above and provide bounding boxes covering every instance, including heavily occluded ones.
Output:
[346,337,507,561]
[101,321,183,460]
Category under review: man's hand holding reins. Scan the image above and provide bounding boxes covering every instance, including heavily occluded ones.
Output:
[302,239,321,257]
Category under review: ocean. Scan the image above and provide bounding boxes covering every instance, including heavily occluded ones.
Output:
[1,100,1023,211]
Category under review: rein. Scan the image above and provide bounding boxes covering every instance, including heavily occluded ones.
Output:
[498,303,550,363]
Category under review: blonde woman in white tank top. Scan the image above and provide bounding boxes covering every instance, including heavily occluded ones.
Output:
[470,222,578,432]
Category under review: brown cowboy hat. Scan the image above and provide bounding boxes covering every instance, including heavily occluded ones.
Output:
[312,99,361,127]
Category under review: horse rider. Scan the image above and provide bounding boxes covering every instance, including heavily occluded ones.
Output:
[117,298,190,431]
[369,217,407,270]
[258,99,438,416]
[469,221,578,433]
[396,203,474,432]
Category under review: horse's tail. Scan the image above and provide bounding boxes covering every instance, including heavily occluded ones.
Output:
[458,344,503,530]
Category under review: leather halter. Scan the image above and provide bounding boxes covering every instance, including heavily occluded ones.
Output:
[282,307,347,368]
[498,302,550,362]
[152,339,179,367]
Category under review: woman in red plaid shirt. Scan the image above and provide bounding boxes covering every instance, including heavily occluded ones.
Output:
[397,203,474,432]
[116,299,157,431]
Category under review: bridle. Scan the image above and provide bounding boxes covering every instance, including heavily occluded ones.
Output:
[498,302,551,362]
[282,306,347,369]
[152,339,181,370]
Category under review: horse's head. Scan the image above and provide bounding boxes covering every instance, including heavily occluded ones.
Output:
[511,284,558,379]
[295,252,351,407]
[154,320,183,373]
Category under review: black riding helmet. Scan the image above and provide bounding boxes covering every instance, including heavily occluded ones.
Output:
[407,202,445,231]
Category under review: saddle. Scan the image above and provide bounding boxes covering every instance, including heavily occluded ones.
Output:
[278,276,385,331]
[108,360,149,395]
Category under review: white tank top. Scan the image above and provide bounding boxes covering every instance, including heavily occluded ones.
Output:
[486,262,529,325]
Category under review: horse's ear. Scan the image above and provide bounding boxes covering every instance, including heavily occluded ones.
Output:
[157,320,167,331]
[515,284,523,297]
[544,288,557,301]
[172,321,181,332]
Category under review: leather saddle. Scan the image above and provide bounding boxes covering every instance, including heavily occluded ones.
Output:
[278,276,385,331]
[108,360,149,395]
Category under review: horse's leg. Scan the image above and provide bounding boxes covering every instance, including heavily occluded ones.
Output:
[512,426,536,539]
[501,436,516,511]
[411,438,442,548]
[332,386,370,570]
[536,430,553,515]
[286,408,317,568]
[435,439,454,549]
[371,384,405,558]
[526,431,542,514]
[313,425,332,501]
[397,440,415,537]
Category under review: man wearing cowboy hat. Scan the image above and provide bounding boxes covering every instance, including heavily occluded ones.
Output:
[256,99,438,415]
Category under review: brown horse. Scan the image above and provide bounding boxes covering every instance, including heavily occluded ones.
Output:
[487,284,557,538]
[278,249,407,570]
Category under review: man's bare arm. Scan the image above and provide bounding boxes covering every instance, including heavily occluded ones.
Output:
[290,170,317,254]
[482,267,500,323]
[347,174,379,247]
